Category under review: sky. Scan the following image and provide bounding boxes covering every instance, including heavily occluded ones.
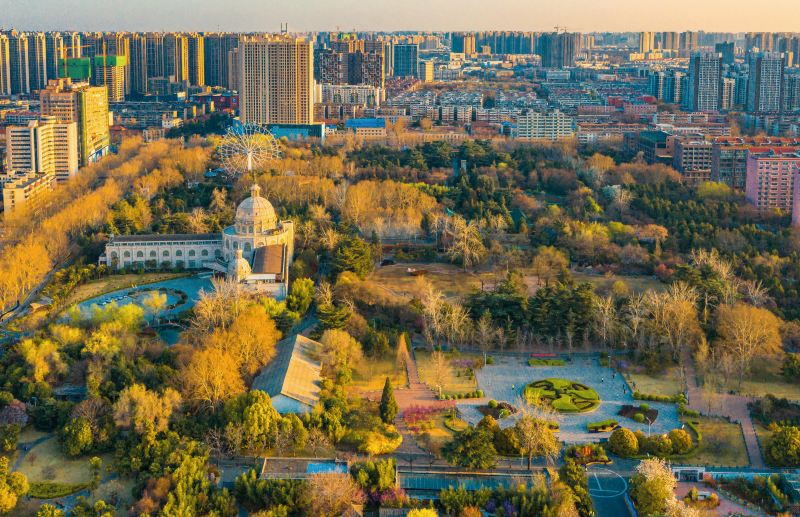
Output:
[2,0,799,33]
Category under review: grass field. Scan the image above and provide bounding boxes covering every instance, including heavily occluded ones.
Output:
[415,350,480,396]
[684,416,749,467]
[572,272,665,295]
[350,357,408,394]
[369,263,492,301]
[16,437,93,486]
[719,355,800,401]
[627,367,685,397]
[63,272,187,307]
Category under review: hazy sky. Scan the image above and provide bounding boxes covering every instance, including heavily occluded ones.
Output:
[2,0,798,32]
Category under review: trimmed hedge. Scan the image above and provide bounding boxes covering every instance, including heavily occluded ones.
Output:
[587,419,619,432]
[29,482,89,499]
[685,420,703,442]
[439,390,484,401]
[633,391,687,404]
[528,358,566,366]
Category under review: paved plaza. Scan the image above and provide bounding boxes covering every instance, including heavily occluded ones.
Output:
[461,355,682,443]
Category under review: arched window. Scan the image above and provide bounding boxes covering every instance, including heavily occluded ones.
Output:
[244,242,252,252]
[123,251,131,258]
[233,241,239,250]
[150,251,156,258]
[136,251,144,258]
[175,250,183,257]
[163,250,170,257]
[214,249,222,258]
[188,250,196,257]
[201,249,209,257]
[110,252,118,259]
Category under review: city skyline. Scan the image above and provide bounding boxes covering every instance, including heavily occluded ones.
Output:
[2,0,800,33]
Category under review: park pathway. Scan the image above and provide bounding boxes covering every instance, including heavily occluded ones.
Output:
[683,360,766,469]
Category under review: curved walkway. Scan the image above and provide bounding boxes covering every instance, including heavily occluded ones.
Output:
[683,361,765,469]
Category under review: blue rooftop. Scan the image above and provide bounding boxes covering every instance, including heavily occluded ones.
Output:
[345,118,386,129]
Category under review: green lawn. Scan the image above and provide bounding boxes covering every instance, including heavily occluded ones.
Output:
[682,416,749,467]
[415,350,480,396]
[627,367,685,397]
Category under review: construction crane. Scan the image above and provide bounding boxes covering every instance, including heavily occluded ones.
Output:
[59,40,109,87]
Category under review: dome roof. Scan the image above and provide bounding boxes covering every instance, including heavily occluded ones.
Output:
[235,184,277,230]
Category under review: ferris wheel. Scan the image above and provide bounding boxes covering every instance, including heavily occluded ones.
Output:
[218,123,281,176]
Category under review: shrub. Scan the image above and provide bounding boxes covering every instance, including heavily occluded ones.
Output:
[28,482,89,499]
[356,425,403,456]
[640,403,650,412]
[486,356,494,365]
[498,409,510,419]
[668,429,693,454]
[633,413,645,423]
[608,428,639,457]
[587,419,619,432]
[488,400,498,409]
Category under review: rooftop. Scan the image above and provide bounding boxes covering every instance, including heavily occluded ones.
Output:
[109,233,220,243]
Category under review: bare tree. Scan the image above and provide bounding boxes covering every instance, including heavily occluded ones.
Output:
[446,215,487,271]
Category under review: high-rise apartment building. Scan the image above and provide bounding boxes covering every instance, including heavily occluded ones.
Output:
[188,34,205,86]
[6,118,79,181]
[40,78,110,166]
[314,45,384,88]
[746,51,786,114]
[7,32,30,95]
[649,70,684,104]
[785,74,800,112]
[393,44,419,78]
[238,37,314,125]
[684,52,723,112]
[715,42,736,66]
[203,33,239,88]
[639,32,655,54]
[744,150,800,221]
[93,55,127,102]
[681,31,699,53]
[452,33,476,55]
[26,32,48,91]
[2,171,56,218]
[0,34,10,95]
[537,32,582,68]
[660,32,680,51]
[44,32,65,84]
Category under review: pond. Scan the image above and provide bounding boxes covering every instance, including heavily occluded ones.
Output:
[156,325,183,346]
[74,275,214,319]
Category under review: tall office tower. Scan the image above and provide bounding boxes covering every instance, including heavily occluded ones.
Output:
[715,42,735,66]
[660,32,680,51]
[26,32,48,91]
[45,32,65,84]
[746,51,786,114]
[40,78,110,166]
[649,70,684,104]
[0,34,10,95]
[785,74,800,112]
[684,52,724,112]
[6,118,79,181]
[7,32,30,95]
[204,33,238,88]
[452,33,476,55]
[93,55,126,102]
[393,44,419,78]
[188,34,205,86]
[681,31,699,52]
[238,37,314,125]
[63,32,82,58]
[163,33,189,83]
[639,32,655,54]
[537,32,582,68]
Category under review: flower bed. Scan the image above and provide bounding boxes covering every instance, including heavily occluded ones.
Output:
[528,358,566,366]
[619,404,659,423]
[477,400,518,420]
[587,419,619,432]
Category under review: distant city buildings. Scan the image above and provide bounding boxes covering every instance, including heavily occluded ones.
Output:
[684,52,723,112]
[516,109,575,140]
[393,44,419,79]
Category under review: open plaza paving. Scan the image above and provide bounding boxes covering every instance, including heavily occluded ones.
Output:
[460,354,683,443]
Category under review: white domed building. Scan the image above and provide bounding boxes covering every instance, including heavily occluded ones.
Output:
[102,184,294,299]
